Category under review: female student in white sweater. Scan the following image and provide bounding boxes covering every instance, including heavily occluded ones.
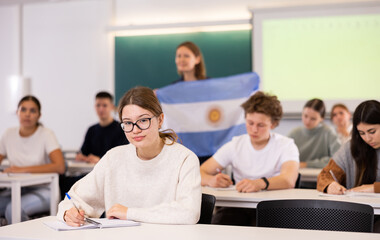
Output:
[0,96,65,224]
[58,86,201,226]
[200,91,299,226]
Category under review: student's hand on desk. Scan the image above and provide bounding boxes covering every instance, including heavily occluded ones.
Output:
[236,179,265,193]
[75,153,87,162]
[64,207,85,227]
[106,204,128,220]
[209,173,233,188]
[87,154,100,164]
[348,184,374,193]
[327,181,346,195]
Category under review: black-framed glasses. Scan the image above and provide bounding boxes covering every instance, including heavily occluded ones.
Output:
[120,116,156,133]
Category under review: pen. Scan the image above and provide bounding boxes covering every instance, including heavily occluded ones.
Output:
[329,170,339,183]
[65,193,102,228]
[216,168,221,174]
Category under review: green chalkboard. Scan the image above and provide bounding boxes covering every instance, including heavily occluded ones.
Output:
[115,30,251,102]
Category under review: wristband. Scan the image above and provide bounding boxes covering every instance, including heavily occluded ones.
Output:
[261,177,269,190]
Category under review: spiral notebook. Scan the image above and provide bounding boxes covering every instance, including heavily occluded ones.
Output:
[44,218,140,231]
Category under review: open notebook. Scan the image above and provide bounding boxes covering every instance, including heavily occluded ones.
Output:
[44,218,140,231]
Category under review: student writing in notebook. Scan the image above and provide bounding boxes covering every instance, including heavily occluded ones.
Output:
[57,86,201,226]
[200,91,299,226]
[0,96,65,225]
[317,100,380,232]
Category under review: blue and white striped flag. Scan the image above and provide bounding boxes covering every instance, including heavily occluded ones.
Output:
[156,72,260,157]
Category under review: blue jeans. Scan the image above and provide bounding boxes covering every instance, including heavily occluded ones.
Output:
[0,186,50,223]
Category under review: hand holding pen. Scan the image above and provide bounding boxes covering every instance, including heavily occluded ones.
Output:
[327,170,346,195]
[64,193,102,228]
[210,168,233,188]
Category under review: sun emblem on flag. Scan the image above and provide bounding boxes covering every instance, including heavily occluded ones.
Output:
[207,107,222,125]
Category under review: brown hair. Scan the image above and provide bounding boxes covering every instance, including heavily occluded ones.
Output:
[118,86,178,144]
[18,95,42,126]
[176,41,207,80]
[330,103,350,120]
[241,91,283,127]
[304,98,325,118]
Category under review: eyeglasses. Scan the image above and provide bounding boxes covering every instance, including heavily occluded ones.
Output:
[120,116,156,133]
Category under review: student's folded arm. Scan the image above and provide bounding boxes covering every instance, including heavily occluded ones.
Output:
[267,161,299,190]
[6,149,66,174]
[127,154,202,224]
[317,159,346,192]
[57,155,107,222]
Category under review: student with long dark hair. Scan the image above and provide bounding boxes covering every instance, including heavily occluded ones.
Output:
[57,87,201,226]
[289,98,341,169]
[317,100,380,194]
[0,96,65,225]
[317,100,380,232]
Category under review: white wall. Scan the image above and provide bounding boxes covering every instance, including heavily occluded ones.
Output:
[0,0,113,150]
[0,5,21,139]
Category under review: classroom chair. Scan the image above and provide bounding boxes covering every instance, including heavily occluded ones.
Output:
[295,173,301,188]
[197,193,216,224]
[256,199,374,232]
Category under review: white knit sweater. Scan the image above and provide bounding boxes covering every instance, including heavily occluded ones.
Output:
[57,141,201,224]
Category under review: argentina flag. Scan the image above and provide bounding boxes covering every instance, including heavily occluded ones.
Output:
[156,72,260,157]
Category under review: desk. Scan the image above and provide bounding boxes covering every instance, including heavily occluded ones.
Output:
[0,173,59,224]
[202,188,380,214]
[299,168,322,182]
[1,159,95,176]
[65,160,95,176]
[0,216,378,240]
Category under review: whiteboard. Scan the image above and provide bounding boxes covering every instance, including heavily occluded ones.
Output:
[251,2,380,114]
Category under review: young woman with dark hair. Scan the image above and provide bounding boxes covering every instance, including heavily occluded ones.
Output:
[318,100,380,194]
[0,95,65,224]
[58,86,201,226]
[317,100,380,232]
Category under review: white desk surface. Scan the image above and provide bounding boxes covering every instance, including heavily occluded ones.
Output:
[1,159,95,175]
[0,216,378,240]
[0,173,56,186]
[202,188,380,214]
[299,168,322,182]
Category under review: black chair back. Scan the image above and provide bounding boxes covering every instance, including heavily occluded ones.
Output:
[295,173,301,188]
[197,193,216,224]
[257,199,374,232]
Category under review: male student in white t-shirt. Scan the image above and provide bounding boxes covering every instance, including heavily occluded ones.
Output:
[200,91,300,226]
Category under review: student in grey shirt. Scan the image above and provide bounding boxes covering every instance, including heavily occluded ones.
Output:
[289,98,341,169]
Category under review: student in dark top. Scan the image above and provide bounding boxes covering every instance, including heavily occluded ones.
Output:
[76,91,129,163]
